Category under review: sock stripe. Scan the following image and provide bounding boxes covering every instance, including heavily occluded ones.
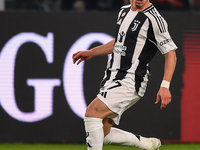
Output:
[134,134,141,140]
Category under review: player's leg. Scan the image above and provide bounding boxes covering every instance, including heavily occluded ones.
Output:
[84,97,116,150]
[85,78,161,150]
[103,121,161,150]
[99,78,161,150]
[102,114,161,149]
[103,118,114,136]
[103,118,147,148]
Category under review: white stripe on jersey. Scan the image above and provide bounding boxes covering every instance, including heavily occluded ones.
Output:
[101,4,177,97]
[144,7,178,54]
[128,19,149,74]
[113,10,138,70]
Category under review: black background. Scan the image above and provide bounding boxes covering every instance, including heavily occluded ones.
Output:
[0,11,199,143]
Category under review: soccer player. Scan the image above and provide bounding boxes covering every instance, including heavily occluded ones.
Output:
[72,0,177,149]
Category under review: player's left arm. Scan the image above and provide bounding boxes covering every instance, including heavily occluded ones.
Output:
[155,49,177,109]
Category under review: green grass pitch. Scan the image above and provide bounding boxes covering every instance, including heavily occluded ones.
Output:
[0,143,200,150]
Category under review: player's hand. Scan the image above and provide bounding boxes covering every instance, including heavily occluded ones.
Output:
[155,87,171,109]
[72,50,93,65]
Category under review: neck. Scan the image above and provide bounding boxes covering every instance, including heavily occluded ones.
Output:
[131,1,151,11]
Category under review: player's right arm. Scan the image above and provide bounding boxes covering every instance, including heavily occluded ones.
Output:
[73,38,115,65]
[155,50,177,109]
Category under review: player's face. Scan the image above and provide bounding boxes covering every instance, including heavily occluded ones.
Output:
[130,0,151,11]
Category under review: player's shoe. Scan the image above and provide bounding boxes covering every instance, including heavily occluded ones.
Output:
[148,138,161,150]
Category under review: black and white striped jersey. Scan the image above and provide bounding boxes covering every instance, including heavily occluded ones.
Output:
[101,4,177,97]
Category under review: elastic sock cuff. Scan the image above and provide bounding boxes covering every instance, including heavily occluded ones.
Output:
[84,117,103,132]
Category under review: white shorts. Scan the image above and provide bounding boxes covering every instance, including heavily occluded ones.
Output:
[97,78,142,125]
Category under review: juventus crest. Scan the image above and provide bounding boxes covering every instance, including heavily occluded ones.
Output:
[131,20,141,31]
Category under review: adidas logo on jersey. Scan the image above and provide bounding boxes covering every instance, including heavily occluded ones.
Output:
[117,19,122,25]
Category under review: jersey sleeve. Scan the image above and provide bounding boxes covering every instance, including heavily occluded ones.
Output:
[148,15,178,54]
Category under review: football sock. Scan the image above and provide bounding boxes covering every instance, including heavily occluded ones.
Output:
[103,127,152,149]
[84,117,104,150]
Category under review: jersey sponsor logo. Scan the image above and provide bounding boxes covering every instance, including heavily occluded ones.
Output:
[131,20,141,31]
[118,31,125,43]
[160,38,172,46]
[113,44,127,56]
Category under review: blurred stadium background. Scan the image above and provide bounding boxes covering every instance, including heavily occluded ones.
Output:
[0,0,200,147]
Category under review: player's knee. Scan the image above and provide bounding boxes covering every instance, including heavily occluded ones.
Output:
[85,102,103,117]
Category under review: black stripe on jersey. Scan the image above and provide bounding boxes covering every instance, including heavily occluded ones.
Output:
[149,10,166,33]
[118,7,130,22]
[144,6,166,33]
[151,9,166,33]
[135,20,158,94]
[158,16,166,33]
[99,69,111,88]
[99,53,114,88]
[100,7,130,88]
[114,12,148,81]
[115,7,131,38]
